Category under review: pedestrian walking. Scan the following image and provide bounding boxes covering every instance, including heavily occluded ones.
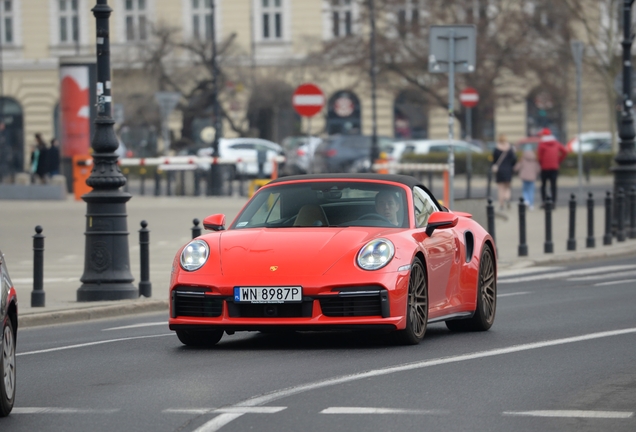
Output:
[491,134,517,211]
[30,133,49,184]
[514,143,541,210]
[537,127,567,208]
[48,138,61,176]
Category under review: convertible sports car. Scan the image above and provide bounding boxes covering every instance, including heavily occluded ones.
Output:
[169,174,496,346]
[1,249,17,417]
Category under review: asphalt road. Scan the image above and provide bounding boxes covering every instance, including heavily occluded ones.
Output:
[3,255,636,432]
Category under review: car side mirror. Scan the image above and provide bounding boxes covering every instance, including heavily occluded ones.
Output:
[203,214,226,231]
[425,211,458,236]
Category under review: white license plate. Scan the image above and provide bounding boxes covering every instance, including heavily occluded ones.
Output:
[234,286,302,303]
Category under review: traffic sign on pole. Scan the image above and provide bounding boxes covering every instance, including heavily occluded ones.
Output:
[460,87,479,108]
[292,83,325,117]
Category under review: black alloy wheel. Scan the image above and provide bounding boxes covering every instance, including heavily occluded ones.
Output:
[394,258,428,345]
[176,329,224,347]
[1,319,16,417]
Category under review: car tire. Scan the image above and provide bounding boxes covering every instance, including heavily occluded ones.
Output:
[446,244,496,332]
[394,258,428,345]
[1,318,16,417]
[176,329,223,347]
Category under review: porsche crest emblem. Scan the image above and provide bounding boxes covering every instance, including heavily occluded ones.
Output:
[270,266,278,272]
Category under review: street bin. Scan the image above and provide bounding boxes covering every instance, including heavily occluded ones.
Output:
[72,155,93,200]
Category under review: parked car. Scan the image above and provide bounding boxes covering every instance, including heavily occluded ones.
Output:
[281,136,323,175]
[312,135,395,173]
[566,132,613,153]
[389,139,484,163]
[169,173,497,346]
[197,138,285,177]
[1,249,17,417]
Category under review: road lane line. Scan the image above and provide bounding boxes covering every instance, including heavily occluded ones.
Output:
[498,292,531,298]
[503,410,633,419]
[102,322,167,331]
[498,265,633,284]
[594,279,636,287]
[567,270,636,282]
[17,334,172,356]
[321,407,448,415]
[11,407,119,414]
[192,327,636,432]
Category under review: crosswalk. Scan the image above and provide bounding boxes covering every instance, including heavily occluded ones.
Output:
[498,264,635,287]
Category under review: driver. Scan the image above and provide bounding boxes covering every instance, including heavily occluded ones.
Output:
[375,190,401,226]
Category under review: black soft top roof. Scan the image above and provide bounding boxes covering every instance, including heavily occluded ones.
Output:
[269,173,424,189]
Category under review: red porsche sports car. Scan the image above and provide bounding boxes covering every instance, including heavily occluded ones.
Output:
[169,174,496,346]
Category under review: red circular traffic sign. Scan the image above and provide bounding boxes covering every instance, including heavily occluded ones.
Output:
[292,83,325,117]
[460,87,479,108]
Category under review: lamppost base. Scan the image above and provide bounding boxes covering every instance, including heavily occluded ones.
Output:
[612,164,636,233]
[77,283,138,302]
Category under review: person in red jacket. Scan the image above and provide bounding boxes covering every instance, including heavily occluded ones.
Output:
[537,127,568,208]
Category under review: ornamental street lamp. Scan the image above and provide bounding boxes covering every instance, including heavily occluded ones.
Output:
[369,0,379,169]
[208,0,223,195]
[77,0,137,301]
[613,0,636,231]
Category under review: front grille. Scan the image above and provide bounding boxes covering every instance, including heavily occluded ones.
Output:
[227,301,313,318]
[174,292,223,318]
[319,288,389,317]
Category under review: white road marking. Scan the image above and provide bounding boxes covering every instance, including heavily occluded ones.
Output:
[567,270,636,282]
[193,327,636,432]
[102,322,167,331]
[498,265,633,284]
[164,407,286,415]
[594,279,636,287]
[498,292,531,298]
[321,407,448,415]
[11,407,119,414]
[498,266,564,278]
[17,334,172,356]
[503,410,633,419]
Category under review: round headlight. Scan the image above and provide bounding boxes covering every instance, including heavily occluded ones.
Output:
[180,240,210,271]
[357,238,395,271]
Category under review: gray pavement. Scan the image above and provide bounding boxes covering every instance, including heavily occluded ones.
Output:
[2,174,635,328]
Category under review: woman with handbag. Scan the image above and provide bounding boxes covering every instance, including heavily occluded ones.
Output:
[491,134,517,210]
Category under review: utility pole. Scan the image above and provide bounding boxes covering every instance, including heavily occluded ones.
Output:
[369,0,379,169]
[208,0,223,195]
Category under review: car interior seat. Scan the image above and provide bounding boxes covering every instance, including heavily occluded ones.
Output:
[294,204,329,227]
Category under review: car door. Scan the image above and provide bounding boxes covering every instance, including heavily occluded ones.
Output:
[412,186,457,312]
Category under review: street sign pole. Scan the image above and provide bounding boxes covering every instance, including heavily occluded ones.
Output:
[292,83,325,174]
[466,107,472,198]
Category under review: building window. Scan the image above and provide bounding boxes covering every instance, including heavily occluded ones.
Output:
[262,0,283,40]
[0,0,14,44]
[397,0,422,36]
[331,0,352,37]
[59,0,79,44]
[192,0,213,40]
[125,0,147,42]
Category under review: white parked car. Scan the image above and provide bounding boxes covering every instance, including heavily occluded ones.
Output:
[566,132,613,153]
[389,139,483,163]
[198,138,285,177]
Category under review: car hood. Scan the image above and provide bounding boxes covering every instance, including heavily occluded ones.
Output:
[216,228,390,277]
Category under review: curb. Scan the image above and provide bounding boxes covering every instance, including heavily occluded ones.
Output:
[19,300,169,329]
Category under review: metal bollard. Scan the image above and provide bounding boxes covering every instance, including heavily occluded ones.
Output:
[31,225,45,307]
[616,188,626,242]
[486,198,496,245]
[629,187,636,239]
[138,220,151,298]
[192,218,202,239]
[194,170,201,196]
[518,197,528,256]
[586,192,595,248]
[544,197,554,253]
[603,191,613,245]
[154,170,161,196]
[140,167,146,196]
[227,166,234,196]
[567,193,576,251]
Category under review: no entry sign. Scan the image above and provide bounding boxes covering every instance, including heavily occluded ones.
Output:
[292,83,325,117]
[460,87,479,108]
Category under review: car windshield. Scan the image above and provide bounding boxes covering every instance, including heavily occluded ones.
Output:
[231,182,409,229]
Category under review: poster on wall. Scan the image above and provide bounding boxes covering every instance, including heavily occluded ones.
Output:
[60,65,90,157]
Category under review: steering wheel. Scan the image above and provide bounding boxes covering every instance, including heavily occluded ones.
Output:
[357,213,394,224]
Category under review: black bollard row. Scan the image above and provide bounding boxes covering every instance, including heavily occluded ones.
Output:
[486,198,496,245]
[517,197,528,256]
[630,187,636,239]
[604,191,613,246]
[567,193,576,251]
[586,192,595,248]
[192,218,202,239]
[31,226,45,307]
[544,197,554,253]
[138,220,152,298]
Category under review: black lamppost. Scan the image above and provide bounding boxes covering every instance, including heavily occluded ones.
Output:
[208,0,223,195]
[369,0,379,169]
[614,0,636,229]
[77,0,137,301]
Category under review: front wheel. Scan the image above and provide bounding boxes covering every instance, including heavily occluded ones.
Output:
[446,244,496,332]
[1,319,16,417]
[394,258,428,345]
[176,329,224,347]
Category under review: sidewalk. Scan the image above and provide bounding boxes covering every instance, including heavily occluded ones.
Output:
[4,175,635,328]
